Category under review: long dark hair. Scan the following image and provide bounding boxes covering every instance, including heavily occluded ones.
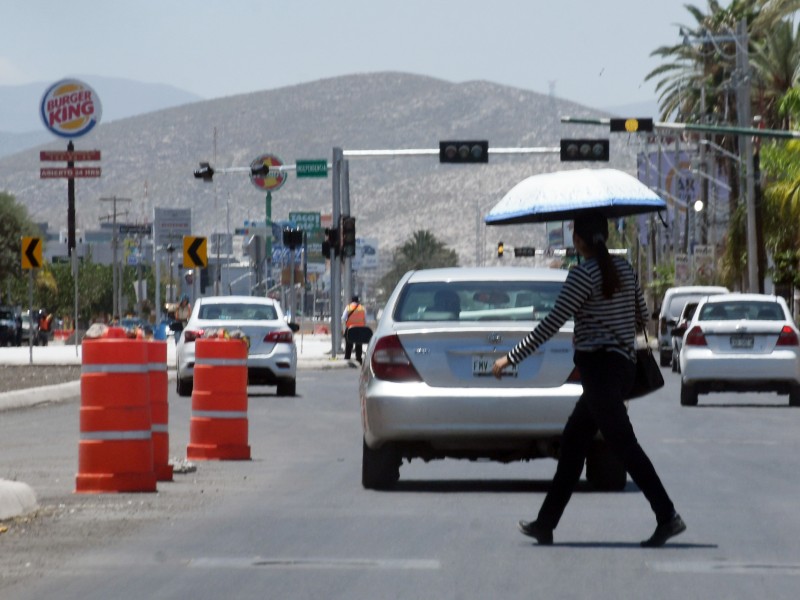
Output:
[574,214,620,299]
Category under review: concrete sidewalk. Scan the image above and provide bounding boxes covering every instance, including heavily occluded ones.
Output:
[0,332,355,521]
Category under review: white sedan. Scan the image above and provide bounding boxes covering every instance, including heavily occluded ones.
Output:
[360,267,627,491]
[175,296,298,397]
[679,294,800,406]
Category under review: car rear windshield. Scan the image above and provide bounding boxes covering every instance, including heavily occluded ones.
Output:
[394,281,564,322]
[199,304,278,321]
[698,301,784,321]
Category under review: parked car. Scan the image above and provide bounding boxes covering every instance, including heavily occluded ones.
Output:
[679,293,800,406]
[0,307,18,347]
[175,296,298,397]
[669,302,698,373]
[18,312,38,346]
[359,266,627,491]
[657,286,728,366]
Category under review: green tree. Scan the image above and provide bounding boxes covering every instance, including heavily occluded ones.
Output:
[0,191,44,304]
[377,230,459,302]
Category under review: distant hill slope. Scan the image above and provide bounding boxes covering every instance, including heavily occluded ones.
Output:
[0,72,635,265]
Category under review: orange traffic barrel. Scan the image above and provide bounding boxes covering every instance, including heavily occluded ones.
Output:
[76,327,156,493]
[148,340,173,481]
[187,337,251,460]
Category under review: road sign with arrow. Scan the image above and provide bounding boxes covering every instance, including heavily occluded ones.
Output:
[183,236,207,268]
[21,237,42,269]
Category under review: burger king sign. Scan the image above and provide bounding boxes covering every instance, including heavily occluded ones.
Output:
[40,78,102,138]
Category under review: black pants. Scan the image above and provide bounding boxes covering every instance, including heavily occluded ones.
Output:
[537,350,675,530]
[344,339,362,362]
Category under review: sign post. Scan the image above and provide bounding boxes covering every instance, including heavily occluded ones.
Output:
[249,154,287,295]
[21,237,42,364]
[40,78,103,354]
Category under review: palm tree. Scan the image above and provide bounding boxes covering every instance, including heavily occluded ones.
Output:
[377,230,458,302]
[646,0,800,287]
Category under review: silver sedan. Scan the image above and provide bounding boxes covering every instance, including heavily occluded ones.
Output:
[175,295,298,397]
[359,266,626,491]
[679,293,800,406]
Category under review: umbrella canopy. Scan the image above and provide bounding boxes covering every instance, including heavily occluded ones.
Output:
[485,168,666,225]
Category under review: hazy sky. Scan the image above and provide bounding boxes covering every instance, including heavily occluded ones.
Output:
[2,0,703,110]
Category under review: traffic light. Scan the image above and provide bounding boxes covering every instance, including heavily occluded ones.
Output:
[560,139,610,162]
[514,247,536,257]
[497,241,504,258]
[610,118,653,133]
[250,163,271,177]
[282,228,304,249]
[341,216,356,257]
[322,227,339,259]
[439,140,489,163]
[194,162,214,182]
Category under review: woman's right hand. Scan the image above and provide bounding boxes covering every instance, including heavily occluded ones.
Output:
[492,356,510,379]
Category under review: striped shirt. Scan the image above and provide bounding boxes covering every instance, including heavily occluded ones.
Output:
[507,256,648,364]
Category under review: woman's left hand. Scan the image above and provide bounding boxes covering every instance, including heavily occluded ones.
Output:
[492,356,510,379]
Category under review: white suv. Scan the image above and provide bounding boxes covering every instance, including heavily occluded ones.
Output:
[657,286,728,366]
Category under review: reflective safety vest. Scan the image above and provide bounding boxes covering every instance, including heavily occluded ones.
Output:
[345,303,366,329]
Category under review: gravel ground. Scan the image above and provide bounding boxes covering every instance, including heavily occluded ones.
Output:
[0,365,82,393]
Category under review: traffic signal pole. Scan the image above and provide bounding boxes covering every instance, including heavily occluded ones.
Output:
[330,147,343,357]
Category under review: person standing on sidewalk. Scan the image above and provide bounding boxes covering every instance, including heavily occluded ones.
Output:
[341,295,366,363]
[492,213,685,548]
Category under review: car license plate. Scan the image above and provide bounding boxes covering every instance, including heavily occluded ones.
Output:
[730,334,754,349]
[472,355,517,377]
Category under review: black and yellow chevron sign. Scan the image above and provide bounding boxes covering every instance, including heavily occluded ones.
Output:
[183,236,207,268]
[21,237,42,269]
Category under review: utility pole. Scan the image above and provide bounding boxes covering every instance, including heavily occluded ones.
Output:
[100,196,131,318]
[735,19,758,292]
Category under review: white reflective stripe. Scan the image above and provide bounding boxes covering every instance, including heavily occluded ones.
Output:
[192,410,248,419]
[148,362,167,371]
[195,358,248,367]
[81,363,149,374]
[152,424,169,433]
[80,430,152,441]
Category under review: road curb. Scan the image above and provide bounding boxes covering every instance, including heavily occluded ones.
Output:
[0,479,38,521]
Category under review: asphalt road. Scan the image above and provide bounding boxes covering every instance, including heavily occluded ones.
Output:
[2,367,800,599]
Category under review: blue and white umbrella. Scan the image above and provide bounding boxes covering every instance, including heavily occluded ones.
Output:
[485,168,666,225]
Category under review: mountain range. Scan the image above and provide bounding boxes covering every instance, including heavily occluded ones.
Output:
[0,72,642,266]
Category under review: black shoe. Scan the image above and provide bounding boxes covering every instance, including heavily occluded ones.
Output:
[518,520,553,545]
[640,514,686,547]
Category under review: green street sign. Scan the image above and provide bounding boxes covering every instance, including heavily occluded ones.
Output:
[296,159,328,178]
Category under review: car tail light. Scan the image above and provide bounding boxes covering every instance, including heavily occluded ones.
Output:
[371,335,422,382]
[265,330,294,344]
[183,329,204,342]
[776,325,799,346]
[685,326,707,347]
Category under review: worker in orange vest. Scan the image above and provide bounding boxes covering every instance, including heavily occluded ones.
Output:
[342,295,367,363]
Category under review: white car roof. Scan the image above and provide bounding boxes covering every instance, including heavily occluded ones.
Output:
[702,293,784,304]
[404,266,568,284]
[197,295,279,306]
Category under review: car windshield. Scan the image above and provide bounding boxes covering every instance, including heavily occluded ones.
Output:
[698,301,784,321]
[199,303,278,321]
[394,281,564,322]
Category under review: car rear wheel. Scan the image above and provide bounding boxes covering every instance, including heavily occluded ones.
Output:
[361,439,400,490]
[680,382,698,406]
[789,384,800,407]
[276,379,296,397]
[585,441,627,491]
[176,377,192,397]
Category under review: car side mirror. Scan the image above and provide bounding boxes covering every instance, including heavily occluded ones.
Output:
[288,322,300,332]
